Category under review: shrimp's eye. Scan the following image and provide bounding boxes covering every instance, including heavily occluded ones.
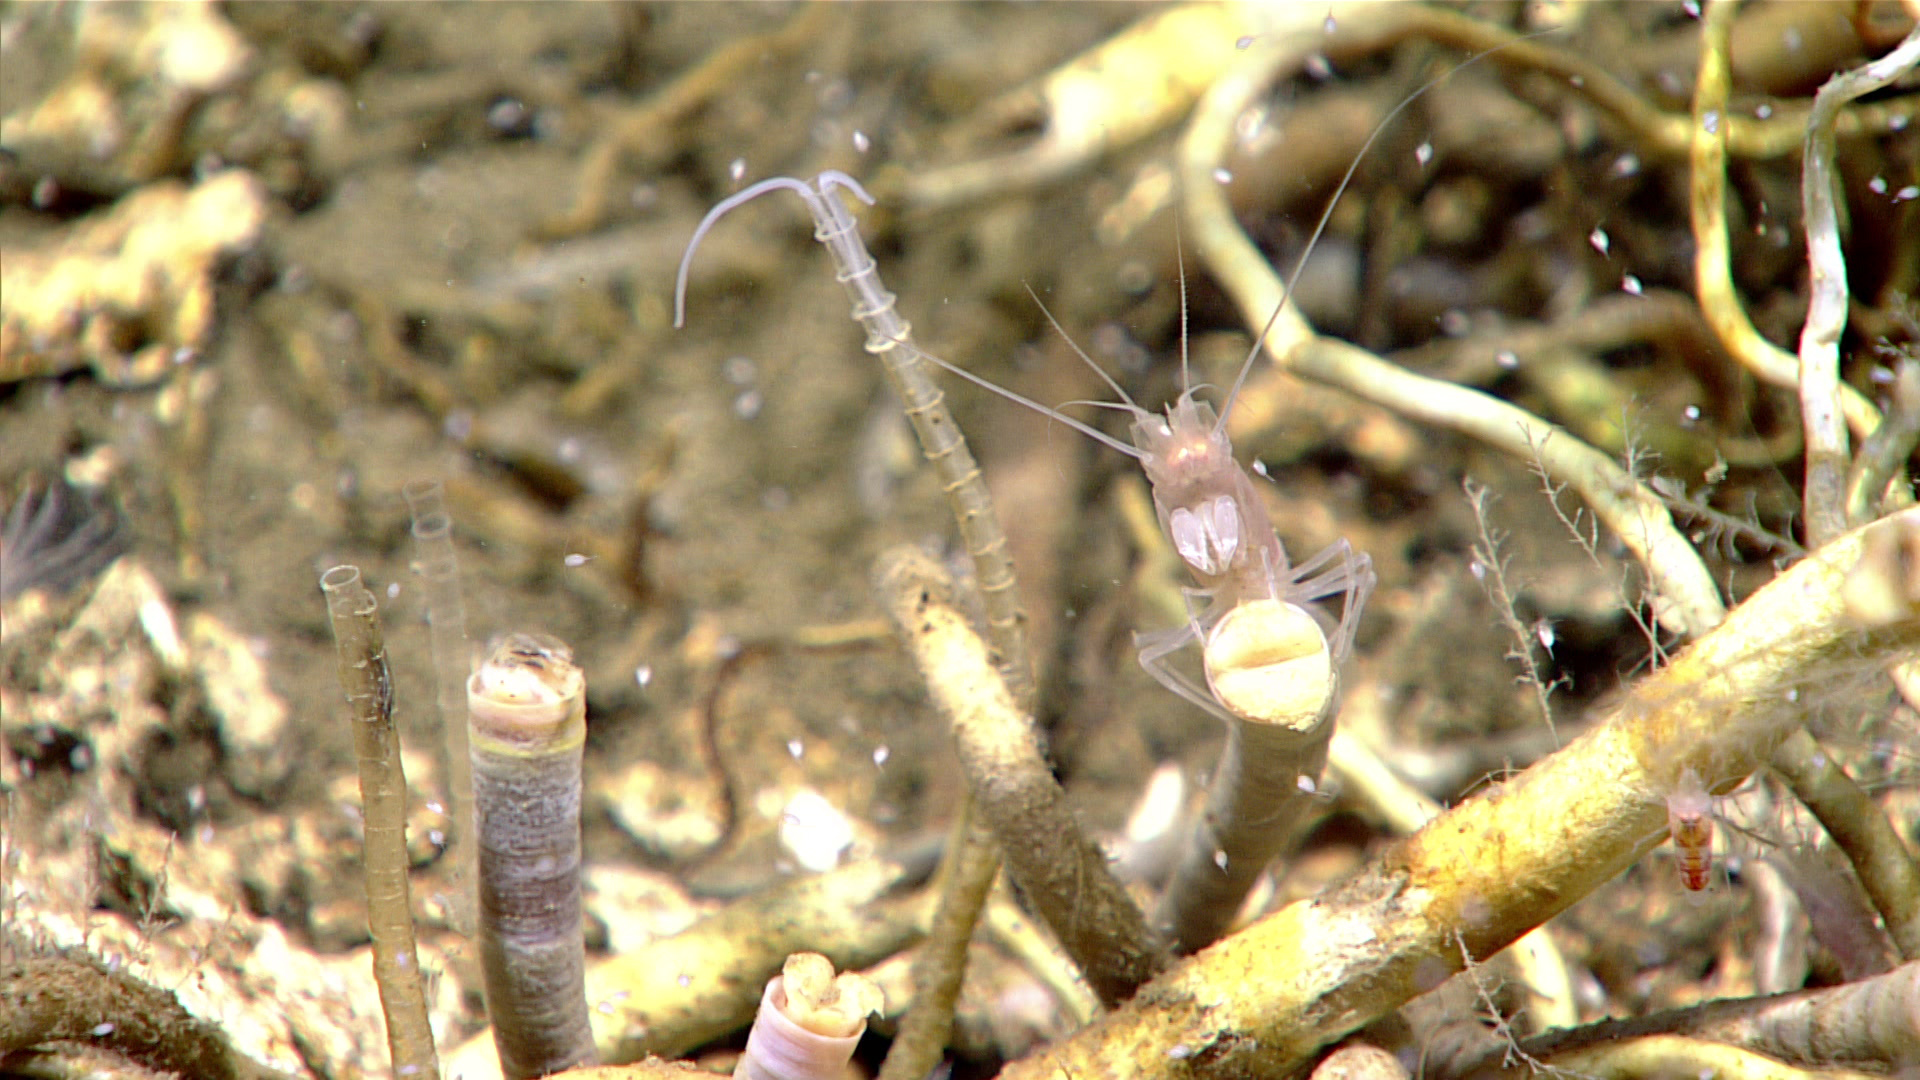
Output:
[1171,496,1242,576]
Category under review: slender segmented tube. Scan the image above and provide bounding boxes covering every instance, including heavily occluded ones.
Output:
[320,565,439,1080]
[469,632,595,1079]
[735,952,884,1080]
[676,171,1034,710]
[403,478,476,935]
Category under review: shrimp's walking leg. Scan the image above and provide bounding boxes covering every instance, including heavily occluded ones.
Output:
[1136,620,1237,725]
[1282,539,1376,664]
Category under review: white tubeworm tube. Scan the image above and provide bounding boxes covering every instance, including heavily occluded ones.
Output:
[469,632,595,1079]
[735,953,883,1080]
[404,478,476,935]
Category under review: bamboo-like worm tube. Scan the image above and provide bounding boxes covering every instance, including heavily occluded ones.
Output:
[404,478,477,935]
[735,953,884,1080]
[319,565,439,1080]
[469,632,595,1079]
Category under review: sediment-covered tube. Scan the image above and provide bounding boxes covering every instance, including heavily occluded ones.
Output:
[469,632,595,1079]
[320,564,440,1080]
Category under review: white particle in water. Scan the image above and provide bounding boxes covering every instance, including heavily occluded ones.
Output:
[729,157,746,182]
[1621,273,1644,296]
[780,788,856,872]
[1755,102,1773,119]
[1415,140,1433,167]
[634,664,653,688]
[1870,176,1889,196]
[1589,227,1610,256]
[1702,109,1720,136]
[1213,167,1233,185]
[788,739,805,760]
[92,1022,116,1037]
[1496,349,1520,370]
[852,130,870,153]
[564,553,589,568]
[873,745,890,766]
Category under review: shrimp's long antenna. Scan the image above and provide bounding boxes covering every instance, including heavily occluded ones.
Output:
[1213,30,1557,437]
[909,333,1148,463]
[1024,285,1147,414]
[1176,224,1193,396]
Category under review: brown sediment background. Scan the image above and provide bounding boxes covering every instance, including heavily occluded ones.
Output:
[2,4,1915,1077]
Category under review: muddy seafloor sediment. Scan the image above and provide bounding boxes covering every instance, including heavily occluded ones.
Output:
[2,3,1915,1077]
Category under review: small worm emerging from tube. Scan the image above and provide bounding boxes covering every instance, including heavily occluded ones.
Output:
[735,952,883,1080]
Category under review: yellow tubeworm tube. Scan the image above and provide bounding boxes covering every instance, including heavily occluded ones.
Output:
[319,565,440,1080]
[735,953,884,1080]
[469,632,596,1079]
